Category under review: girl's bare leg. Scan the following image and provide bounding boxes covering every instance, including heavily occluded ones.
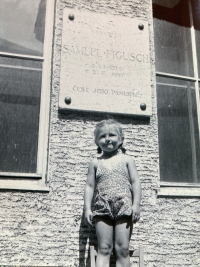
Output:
[95,216,113,267]
[114,216,132,267]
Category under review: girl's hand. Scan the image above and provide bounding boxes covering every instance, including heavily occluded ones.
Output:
[132,204,140,223]
[85,209,94,227]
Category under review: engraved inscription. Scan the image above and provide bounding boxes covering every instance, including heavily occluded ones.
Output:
[71,85,142,99]
[63,45,149,63]
[73,85,89,93]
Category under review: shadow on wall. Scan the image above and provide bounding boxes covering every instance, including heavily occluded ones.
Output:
[79,211,96,267]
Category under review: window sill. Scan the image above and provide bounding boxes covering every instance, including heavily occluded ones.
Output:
[157,187,200,197]
[0,172,42,179]
[0,179,49,192]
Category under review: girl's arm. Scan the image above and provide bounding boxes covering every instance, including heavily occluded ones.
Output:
[126,155,141,223]
[84,159,97,226]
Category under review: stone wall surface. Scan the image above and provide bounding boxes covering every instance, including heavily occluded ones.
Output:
[0,0,199,266]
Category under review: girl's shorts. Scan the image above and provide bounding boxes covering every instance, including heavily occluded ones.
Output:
[93,194,132,220]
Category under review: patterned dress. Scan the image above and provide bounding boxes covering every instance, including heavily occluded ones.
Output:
[93,154,133,220]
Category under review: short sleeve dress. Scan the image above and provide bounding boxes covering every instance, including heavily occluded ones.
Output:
[93,153,133,220]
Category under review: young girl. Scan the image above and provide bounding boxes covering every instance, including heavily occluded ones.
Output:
[84,119,141,267]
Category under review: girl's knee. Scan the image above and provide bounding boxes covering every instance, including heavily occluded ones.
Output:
[115,243,129,258]
[98,243,113,256]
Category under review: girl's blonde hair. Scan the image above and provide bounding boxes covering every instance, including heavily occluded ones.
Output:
[94,119,126,153]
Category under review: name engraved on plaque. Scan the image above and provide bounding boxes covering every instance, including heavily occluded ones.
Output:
[59,8,152,116]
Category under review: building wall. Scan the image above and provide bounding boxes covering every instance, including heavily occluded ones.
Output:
[0,0,199,266]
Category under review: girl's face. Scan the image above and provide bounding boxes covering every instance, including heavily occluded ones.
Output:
[96,124,123,153]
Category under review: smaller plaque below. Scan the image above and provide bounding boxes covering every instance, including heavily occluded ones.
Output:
[59,8,152,116]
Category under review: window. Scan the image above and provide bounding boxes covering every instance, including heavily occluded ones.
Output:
[0,0,54,191]
[153,0,200,196]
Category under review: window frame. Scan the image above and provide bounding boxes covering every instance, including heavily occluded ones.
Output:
[153,0,200,196]
[0,0,55,191]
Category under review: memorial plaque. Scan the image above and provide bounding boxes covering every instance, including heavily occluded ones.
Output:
[59,8,152,116]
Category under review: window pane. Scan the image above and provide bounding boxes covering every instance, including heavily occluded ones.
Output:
[157,76,200,183]
[192,0,200,77]
[0,0,46,56]
[153,0,194,76]
[0,57,42,173]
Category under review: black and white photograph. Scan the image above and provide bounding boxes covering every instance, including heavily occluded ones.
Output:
[0,0,199,266]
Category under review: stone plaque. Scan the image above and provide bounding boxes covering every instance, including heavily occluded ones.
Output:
[59,8,152,116]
